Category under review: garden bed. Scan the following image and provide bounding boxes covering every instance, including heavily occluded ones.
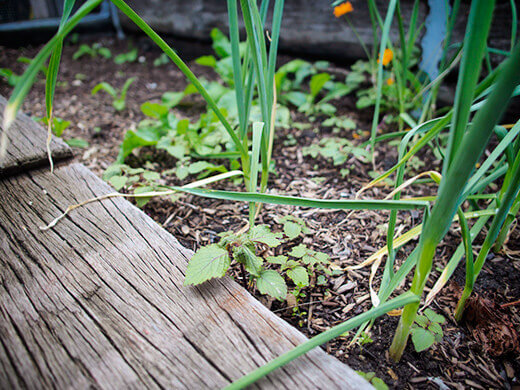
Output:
[1,35,519,389]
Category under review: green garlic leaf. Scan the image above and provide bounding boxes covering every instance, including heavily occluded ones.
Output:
[267,255,288,265]
[184,244,230,285]
[256,270,287,300]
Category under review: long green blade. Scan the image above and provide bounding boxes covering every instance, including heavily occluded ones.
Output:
[443,0,495,174]
[225,292,420,390]
[171,187,429,211]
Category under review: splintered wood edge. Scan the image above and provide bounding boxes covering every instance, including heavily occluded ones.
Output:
[0,95,72,177]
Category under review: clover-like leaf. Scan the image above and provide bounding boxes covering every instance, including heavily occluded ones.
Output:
[184,244,230,285]
[428,322,443,336]
[411,328,435,352]
[256,270,287,300]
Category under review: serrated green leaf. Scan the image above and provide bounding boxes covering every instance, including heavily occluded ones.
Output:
[188,161,214,174]
[256,270,287,300]
[287,266,309,287]
[184,244,230,285]
[415,315,429,328]
[302,251,330,266]
[267,255,288,265]
[283,221,301,240]
[234,246,263,276]
[411,328,435,352]
[176,166,189,180]
[428,322,443,336]
[248,225,283,247]
[424,308,446,324]
[289,244,307,258]
[142,171,160,182]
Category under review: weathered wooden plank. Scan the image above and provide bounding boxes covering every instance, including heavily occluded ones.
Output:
[0,96,72,177]
[0,163,370,389]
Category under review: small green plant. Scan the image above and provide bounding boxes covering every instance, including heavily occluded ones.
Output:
[0,68,20,87]
[114,48,138,64]
[275,59,363,118]
[184,220,330,301]
[303,137,369,173]
[356,371,389,390]
[103,164,174,207]
[1,56,49,87]
[91,77,136,111]
[37,116,71,136]
[73,43,112,59]
[410,308,445,352]
[153,52,170,66]
[358,331,374,347]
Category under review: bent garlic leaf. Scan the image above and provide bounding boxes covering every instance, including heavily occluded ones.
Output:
[184,245,230,285]
[256,270,287,300]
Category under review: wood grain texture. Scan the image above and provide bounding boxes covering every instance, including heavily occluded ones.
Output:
[0,163,370,389]
[0,96,72,177]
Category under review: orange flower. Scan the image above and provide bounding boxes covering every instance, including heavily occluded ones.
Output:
[334,2,354,18]
[377,48,394,66]
[386,77,395,86]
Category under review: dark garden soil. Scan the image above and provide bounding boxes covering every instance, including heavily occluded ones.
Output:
[1,35,519,389]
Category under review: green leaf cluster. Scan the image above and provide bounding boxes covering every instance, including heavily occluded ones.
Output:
[185,218,330,300]
[410,308,445,352]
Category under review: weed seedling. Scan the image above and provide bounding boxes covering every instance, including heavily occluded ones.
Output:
[410,308,445,352]
[37,116,71,136]
[114,48,138,64]
[73,43,112,60]
[91,77,136,111]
